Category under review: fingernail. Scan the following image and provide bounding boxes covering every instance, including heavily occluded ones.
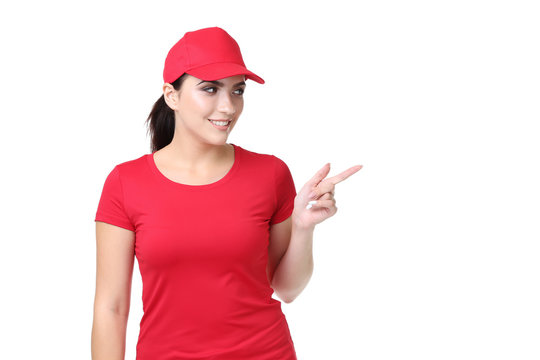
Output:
[306,200,317,209]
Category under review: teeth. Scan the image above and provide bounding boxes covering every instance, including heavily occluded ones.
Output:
[211,120,229,126]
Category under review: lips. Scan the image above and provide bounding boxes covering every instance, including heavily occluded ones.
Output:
[208,119,232,131]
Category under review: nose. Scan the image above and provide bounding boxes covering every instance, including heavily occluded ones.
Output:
[217,92,236,116]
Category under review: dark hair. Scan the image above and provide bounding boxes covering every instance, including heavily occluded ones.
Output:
[145,73,189,153]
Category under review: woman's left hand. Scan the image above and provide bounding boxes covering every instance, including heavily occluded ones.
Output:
[292,163,363,230]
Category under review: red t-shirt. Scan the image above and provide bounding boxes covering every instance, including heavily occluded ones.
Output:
[95,143,298,360]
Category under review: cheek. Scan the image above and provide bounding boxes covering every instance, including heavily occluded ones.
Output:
[193,94,213,113]
[180,91,214,117]
[235,99,245,114]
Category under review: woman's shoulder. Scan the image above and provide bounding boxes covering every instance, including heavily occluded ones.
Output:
[106,153,149,178]
[235,144,293,174]
[117,153,148,167]
[234,143,279,163]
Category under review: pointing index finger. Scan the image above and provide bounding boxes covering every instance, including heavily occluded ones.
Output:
[328,165,363,185]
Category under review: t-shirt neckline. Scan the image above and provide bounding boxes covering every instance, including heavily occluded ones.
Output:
[146,143,242,190]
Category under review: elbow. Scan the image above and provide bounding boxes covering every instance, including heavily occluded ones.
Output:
[274,287,296,304]
[280,295,295,304]
[283,297,295,304]
[281,289,297,304]
[280,294,293,304]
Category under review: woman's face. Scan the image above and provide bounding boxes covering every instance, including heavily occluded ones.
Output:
[168,74,246,144]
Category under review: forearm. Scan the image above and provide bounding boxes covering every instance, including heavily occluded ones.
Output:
[271,220,315,303]
[91,308,128,360]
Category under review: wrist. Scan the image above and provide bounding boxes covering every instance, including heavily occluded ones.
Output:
[292,216,315,232]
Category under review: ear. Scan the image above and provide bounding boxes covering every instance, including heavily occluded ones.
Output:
[162,83,179,111]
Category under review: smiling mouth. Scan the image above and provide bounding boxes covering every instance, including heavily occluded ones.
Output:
[208,119,232,126]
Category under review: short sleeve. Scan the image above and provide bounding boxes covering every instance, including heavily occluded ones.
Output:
[94,165,135,231]
[270,155,297,225]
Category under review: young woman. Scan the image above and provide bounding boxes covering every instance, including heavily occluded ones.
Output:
[91,26,362,360]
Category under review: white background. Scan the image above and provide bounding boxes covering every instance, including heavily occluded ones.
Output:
[1,1,539,359]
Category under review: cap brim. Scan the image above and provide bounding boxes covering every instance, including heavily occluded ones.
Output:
[186,62,265,84]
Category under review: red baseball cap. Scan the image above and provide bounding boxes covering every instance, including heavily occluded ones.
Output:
[163,27,265,85]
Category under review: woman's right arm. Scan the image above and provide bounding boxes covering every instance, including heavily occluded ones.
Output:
[91,221,136,360]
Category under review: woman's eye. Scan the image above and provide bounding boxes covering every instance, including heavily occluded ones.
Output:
[203,87,217,93]
[202,87,244,95]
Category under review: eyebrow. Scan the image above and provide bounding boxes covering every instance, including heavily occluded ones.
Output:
[196,80,246,87]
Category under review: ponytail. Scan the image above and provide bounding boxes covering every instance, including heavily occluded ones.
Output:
[145,73,188,153]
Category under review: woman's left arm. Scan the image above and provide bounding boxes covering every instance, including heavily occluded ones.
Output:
[271,162,363,303]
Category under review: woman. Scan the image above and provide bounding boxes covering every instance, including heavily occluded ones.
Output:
[91,26,362,360]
